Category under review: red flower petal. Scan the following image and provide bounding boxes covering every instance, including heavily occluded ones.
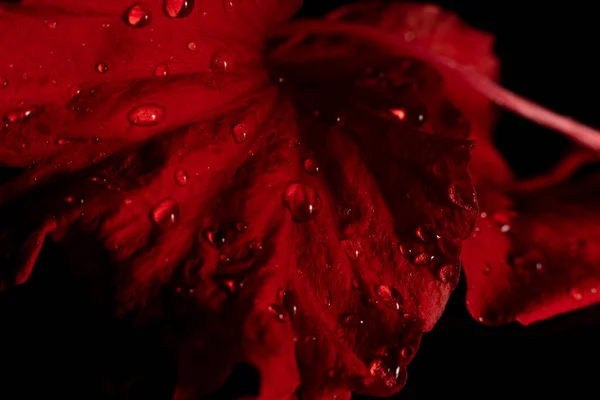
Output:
[462,178,600,325]
[1,1,478,397]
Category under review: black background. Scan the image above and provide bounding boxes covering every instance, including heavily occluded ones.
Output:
[2,1,600,399]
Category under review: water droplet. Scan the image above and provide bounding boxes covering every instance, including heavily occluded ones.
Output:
[399,242,424,257]
[448,181,477,211]
[203,228,226,247]
[438,264,460,284]
[283,183,322,223]
[323,292,332,308]
[236,221,248,232]
[124,4,152,28]
[232,123,249,143]
[1,77,8,88]
[415,225,437,242]
[340,313,362,328]
[150,198,180,228]
[164,0,195,18]
[500,224,511,233]
[187,41,197,51]
[56,138,71,146]
[223,0,236,13]
[210,49,233,74]
[268,304,286,321]
[341,239,361,261]
[95,62,108,74]
[90,136,102,144]
[154,63,169,77]
[4,106,38,124]
[482,262,491,275]
[390,108,407,120]
[174,169,188,186]
[303,158,319,175]
[127,104,165,126]
[399,346,415,363]
[374,285,401,309]
[570,288,583,301]
[248,240,263,252]
[46,20,57,28]
[279,290,297,318]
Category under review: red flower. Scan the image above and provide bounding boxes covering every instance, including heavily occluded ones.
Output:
[1,1,599,398]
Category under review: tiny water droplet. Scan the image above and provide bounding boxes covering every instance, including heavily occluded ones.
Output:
[570,288,583,301]
[438,264,460,284]
[374,285,401,309]
[399,242,424,257]
[390,108,407,120]
[150,198,180,227]
[268,304,286,321]
[174,169,188,186]
[248,240,263,252]
[95,62,108,74]
[127,104,165,126]
[90,136,101,144]
[448,181,477,211]
[56,138,71,146]
[303,158,319,175]
[340,313,362,328]
[283,183,322,223]
[236,220,248,232]
[323,292,332,308]
[164,0,195,18]
[4,106,38,124]
[1,77,8,88]
[415,225,437,242]
[399,346,415,362]
[187,41,197,51]
[124,4,152,28]
[203,228,226,247]
[232,123,249,143]
[46,20,57,28]
[223,0,236,13]
[154,63,169,77]
[210,49,233,74]
[341,239,361,261]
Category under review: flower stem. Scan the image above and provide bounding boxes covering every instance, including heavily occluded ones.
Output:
[270,21,600,151]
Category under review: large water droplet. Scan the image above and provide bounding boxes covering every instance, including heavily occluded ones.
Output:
[283,183,322,223]
[174,169,188,186]
[164,0,195,18]
[232,123,249,144]
[124,4,152,28]
[127,104,165,126]
[210,49,233,74]
[151,198,180,228]
[187,41,197,51]
[303,158,319,175]
[154,63,169,77]
[448,181,477,211]
[374,285,401,309]
[95,62,108,74]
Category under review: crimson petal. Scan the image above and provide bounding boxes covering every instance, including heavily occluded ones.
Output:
[1,1,478,398]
